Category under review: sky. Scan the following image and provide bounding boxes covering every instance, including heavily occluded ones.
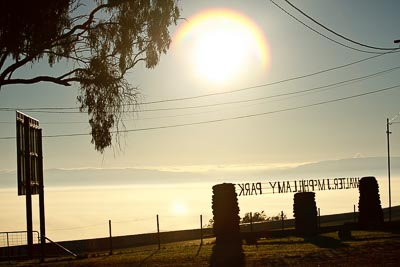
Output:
[1,0,400,173]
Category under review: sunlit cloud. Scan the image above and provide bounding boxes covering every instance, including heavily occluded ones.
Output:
[44,162,310,174]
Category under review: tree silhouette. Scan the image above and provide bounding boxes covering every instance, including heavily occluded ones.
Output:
[241,211,267,224]
[241,211,287,223]
[0,0,180,152]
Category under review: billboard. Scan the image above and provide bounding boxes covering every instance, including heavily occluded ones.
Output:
[16,111,42,196]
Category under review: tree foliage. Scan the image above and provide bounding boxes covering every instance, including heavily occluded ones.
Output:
[0,0,180,152]
[241,211,267,223]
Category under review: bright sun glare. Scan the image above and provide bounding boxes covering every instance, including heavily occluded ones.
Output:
[194,25,248,83]
[172,201,188,215]
[174,9,269,85]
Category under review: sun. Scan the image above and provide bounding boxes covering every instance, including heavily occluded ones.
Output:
[171,201,188,215]
[174,8,270,85]
[194,25,248,83]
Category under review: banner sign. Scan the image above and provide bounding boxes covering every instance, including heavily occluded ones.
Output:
[237,177,360,196]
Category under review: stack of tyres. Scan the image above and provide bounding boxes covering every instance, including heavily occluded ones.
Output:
[212,183,241,244]
[358,176,383,229]
[293,192,318,236]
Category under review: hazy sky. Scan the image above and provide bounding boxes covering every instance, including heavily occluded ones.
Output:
[1,0,400,172]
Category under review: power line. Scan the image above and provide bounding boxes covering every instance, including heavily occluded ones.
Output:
[135,51,397,104]
[1,83,398,140]
[1,62,399,116]
[269,0,400,54]
[125,65,400,112]
[98,64,400,112]
[284,0,398,51]
[112,84,400,135]
[0,109,82,113]
[0,49,396,113]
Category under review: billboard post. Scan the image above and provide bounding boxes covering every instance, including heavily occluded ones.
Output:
[16,111,45,259]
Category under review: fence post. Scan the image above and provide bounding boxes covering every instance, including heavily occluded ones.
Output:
[353,204,356,223]
[109,220,113,255]
[281,211,284,231]
[157,215,160,250]
[250,212,253,232]
[318,208,321,229]
[200,215,203,245]
[6,232,10,263]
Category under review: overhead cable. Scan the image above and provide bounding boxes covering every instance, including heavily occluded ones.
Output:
[269,0,399,54]
[0,83,399,140]
[0,48,397,113]
[284,0,398,51]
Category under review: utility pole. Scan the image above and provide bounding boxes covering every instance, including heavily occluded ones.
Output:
[386,118,392,222]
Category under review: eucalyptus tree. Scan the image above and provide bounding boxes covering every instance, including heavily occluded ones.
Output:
[0,0,180,152]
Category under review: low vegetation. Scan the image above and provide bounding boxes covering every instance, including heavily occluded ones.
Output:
[205,210,288,227]
[241,211,287,223]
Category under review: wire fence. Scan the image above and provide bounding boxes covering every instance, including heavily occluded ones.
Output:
[1,205,386,261]
[1,203,368,249]
[0,231,40,248]
[43,214,214,242]
[0,205,361,247]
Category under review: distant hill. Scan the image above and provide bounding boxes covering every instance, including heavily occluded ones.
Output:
[290,156,400,176]
[0,156,399,188]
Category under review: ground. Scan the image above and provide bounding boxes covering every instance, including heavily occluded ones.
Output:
[3,231,400,266]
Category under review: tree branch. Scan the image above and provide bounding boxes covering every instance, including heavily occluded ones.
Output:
[57,68,86,80]
[0,54,38,83]
[43,50,88,64]
[0,52,8,70]
[1,76,72,86]
[57,0,127,43]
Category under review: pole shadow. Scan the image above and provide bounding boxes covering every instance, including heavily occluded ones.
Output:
[136,250,158,267]
[195,243,203,257]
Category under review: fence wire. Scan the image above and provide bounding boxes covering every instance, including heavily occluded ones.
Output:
[0,231,39,247]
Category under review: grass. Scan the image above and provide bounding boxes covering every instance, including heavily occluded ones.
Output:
[5,231,400,266]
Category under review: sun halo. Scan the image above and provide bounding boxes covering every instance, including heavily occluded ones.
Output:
[174,8,270,86]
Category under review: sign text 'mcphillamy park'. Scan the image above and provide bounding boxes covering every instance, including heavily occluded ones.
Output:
[236,177,360,196]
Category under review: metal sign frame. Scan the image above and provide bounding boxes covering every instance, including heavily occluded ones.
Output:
[16,111,42,196]
[16,111,45,259]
